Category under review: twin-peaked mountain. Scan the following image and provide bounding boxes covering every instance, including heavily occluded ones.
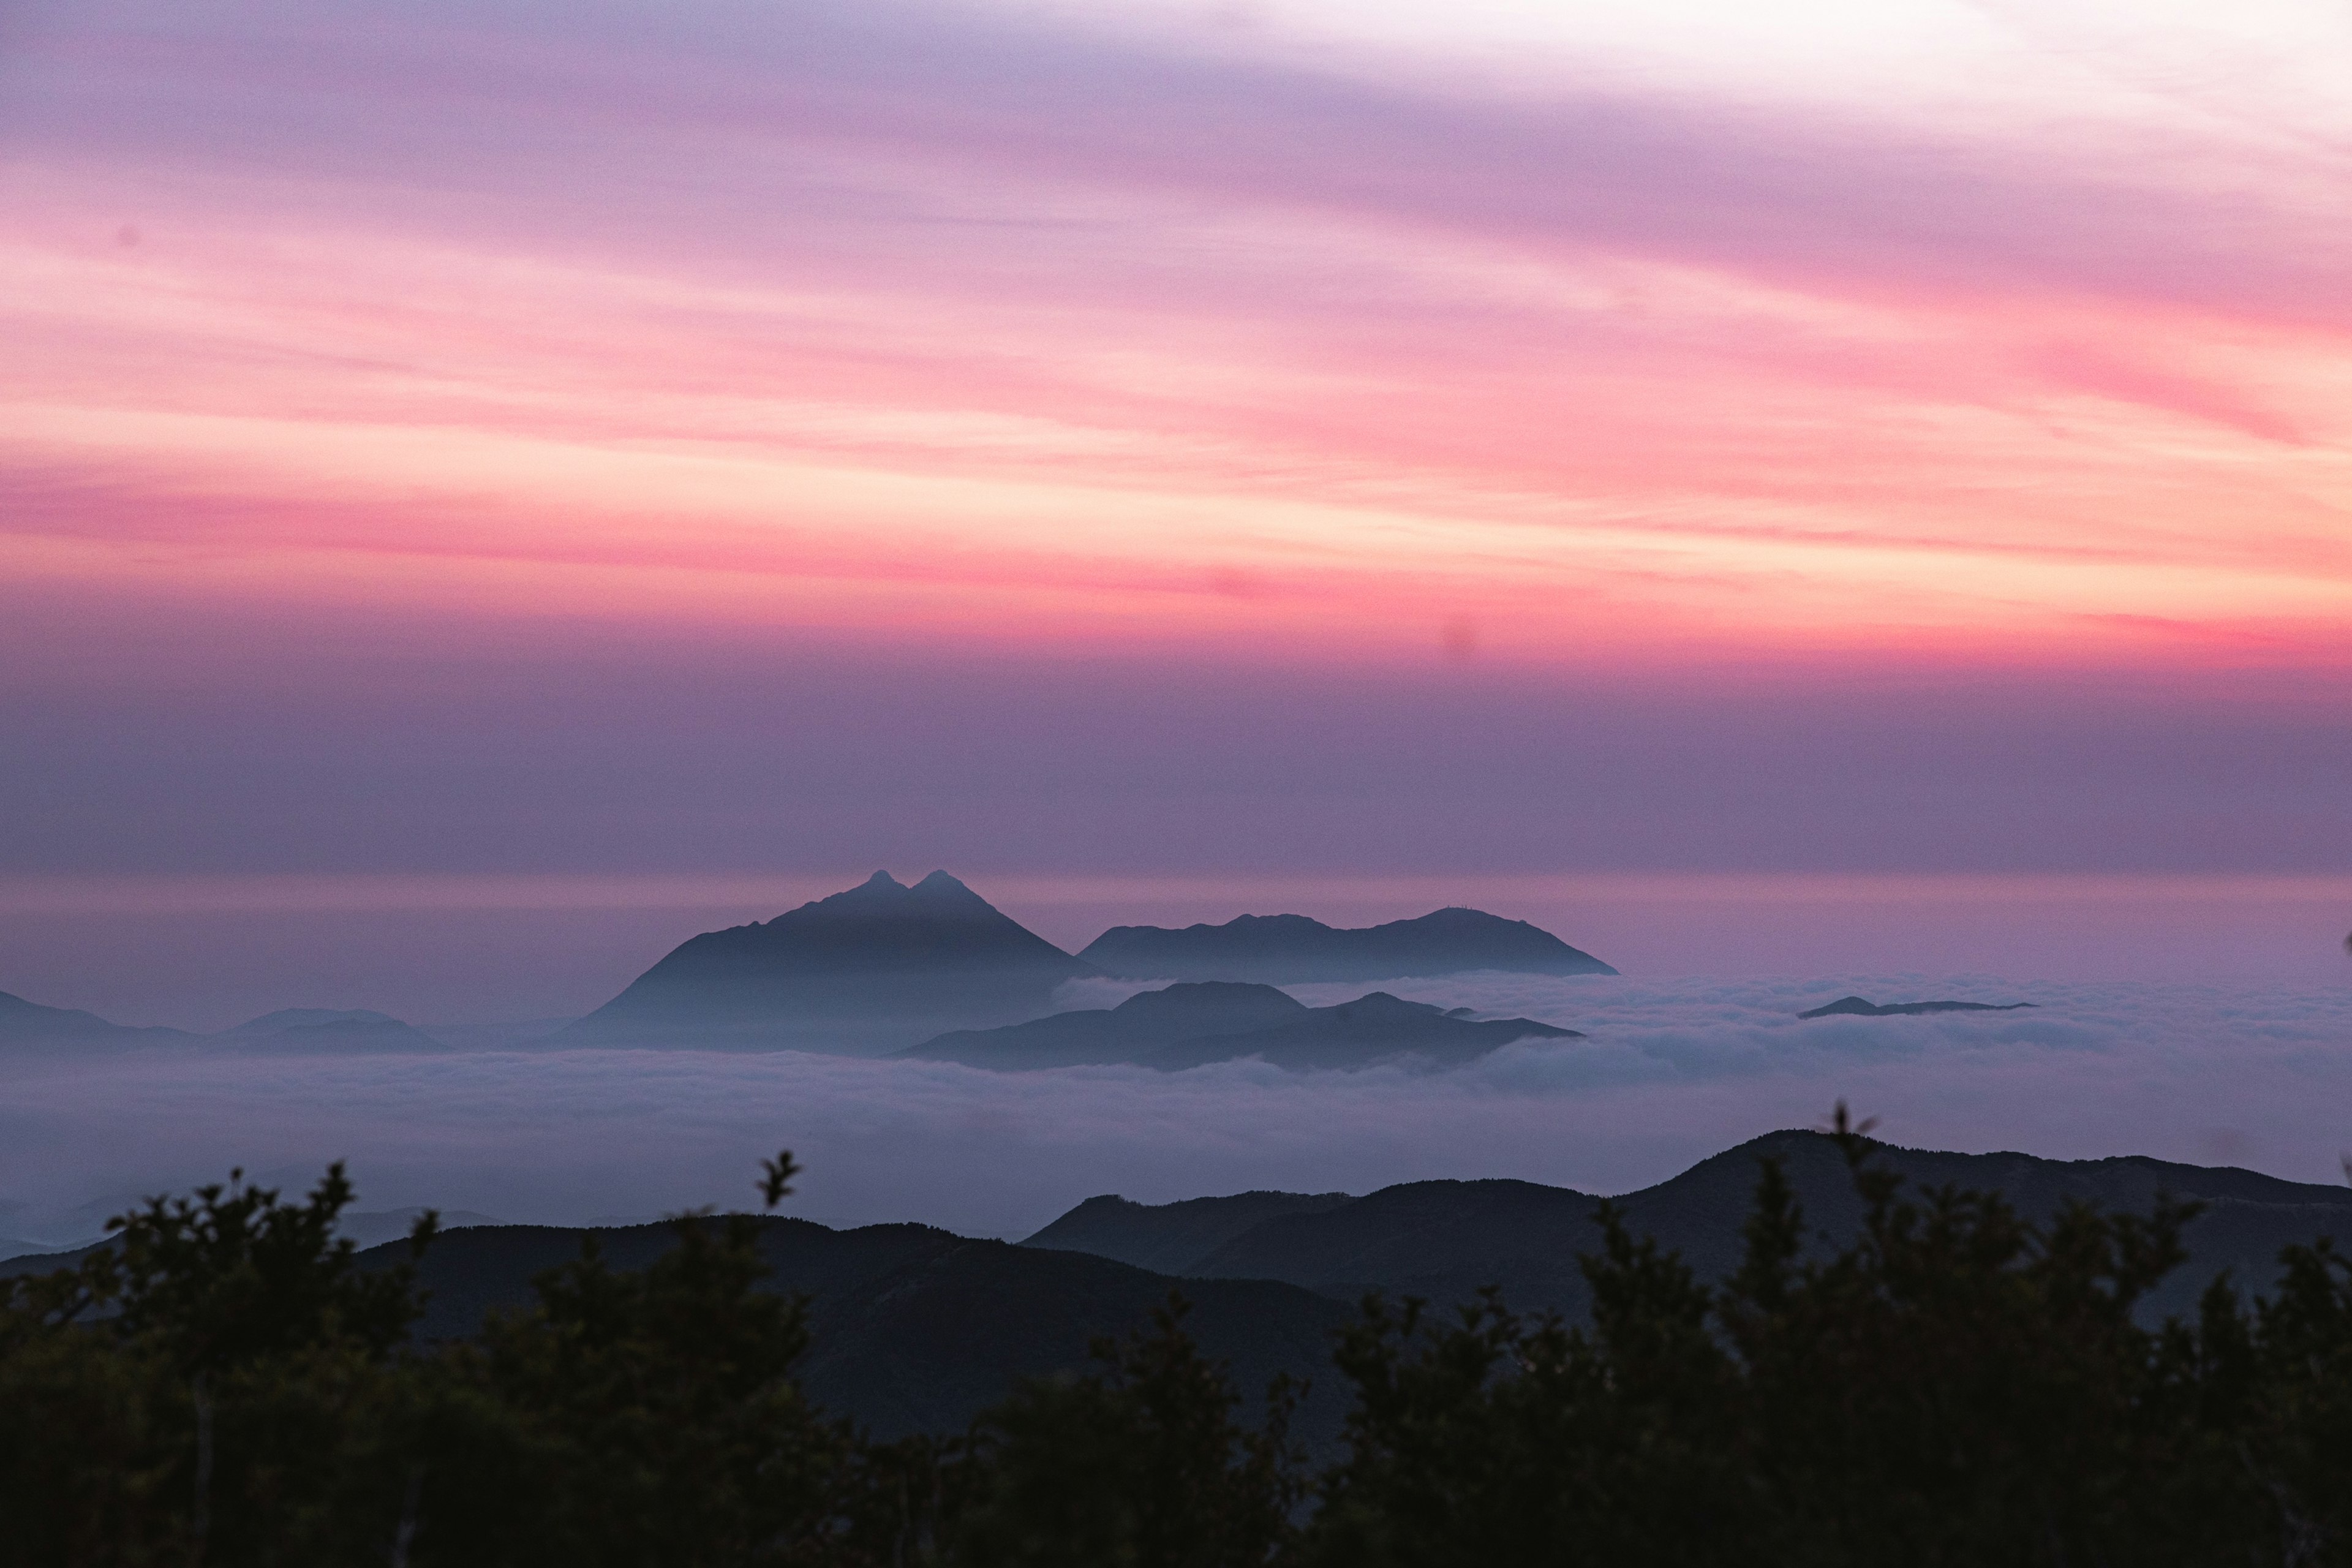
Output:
[565,871,1097,1052]
[564,872,1615,1055]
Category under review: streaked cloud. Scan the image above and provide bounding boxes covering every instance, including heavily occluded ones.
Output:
[2,0,2346,671]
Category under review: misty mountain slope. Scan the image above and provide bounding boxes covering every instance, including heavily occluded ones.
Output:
[564,870,1097,1054]
[1079,907,1617,983]
[1149,991,1581,1071]
[902,981,1306,1069]
[0,990,191,1050]
[1023,1189,1357,1274]
[1043,1131,2352,1327]
[909,985,1580,1071]
[214,1009,451,1052]
[222,1008,404,1035]
[364,1216,1352,1446]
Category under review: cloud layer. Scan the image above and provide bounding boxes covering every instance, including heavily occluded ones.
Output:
[5,972,2345,1244]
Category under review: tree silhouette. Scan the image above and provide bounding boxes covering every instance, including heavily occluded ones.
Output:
[2,1131,2349,1563]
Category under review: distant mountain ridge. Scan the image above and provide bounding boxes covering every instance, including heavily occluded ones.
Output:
[1079,906,1616,982]
[224,1007,402,1033]
[567,871,1098,1053]
[900,981,1303,1069]
[1800,995,2037,1019]
[219,1008,451,1052]
[0,990,190,1049]
[0,991,461,1054]
[900,982,1581,1071]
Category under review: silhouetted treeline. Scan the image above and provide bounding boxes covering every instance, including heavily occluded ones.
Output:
[4,1116,2348,1566]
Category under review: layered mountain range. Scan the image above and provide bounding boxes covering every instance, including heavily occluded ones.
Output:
[559,871,1616,1055]
[1020,1131,2352,1328]
[7,872,1617,1060]
[10,1131,2339,1450]
[0,993,445,1053]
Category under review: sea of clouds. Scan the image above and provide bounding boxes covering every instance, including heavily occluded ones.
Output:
[3,972,2347,1249]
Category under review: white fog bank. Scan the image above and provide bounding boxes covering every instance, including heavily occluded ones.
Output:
[2,973,2346,1245]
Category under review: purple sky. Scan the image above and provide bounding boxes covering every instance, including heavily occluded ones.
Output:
[2,0,2348,1021]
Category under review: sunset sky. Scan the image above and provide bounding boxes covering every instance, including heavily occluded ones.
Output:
[2,0,2348,1014]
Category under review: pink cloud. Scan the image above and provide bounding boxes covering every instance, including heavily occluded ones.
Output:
[1,1,2346,729]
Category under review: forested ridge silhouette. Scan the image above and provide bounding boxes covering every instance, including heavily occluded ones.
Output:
[4,1114,2350,1565]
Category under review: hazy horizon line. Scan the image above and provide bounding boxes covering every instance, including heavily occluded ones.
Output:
[6,868,2352,916]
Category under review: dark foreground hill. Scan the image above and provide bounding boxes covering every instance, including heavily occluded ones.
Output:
[1020,1189,1356,1274]
[0,1216,1351,1449]
[13,1131,2346,1449]
[10,1133,2350,1561]
[565,870,1098,1053]
[1026,1130,2352,1326]
[364,1217,1351,1446]
[902,982,1580,1071]
[1078,907,1616,982]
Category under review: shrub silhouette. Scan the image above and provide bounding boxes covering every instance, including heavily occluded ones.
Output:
[1,1115,2346,1565]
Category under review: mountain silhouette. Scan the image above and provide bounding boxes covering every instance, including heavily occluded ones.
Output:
[901,981,1306,1068]
[12,1133,2347,1450]
[0,990,190,1049]
[1025,1130,2352,1328]
[567,870,1098,1052]
[902,983,1581,1071]
[1798,995,2037,1019]
[1152,990,1580,1071]
[380,1219,1352,1446]
[1079,906,1616,983]
[222,1007,402,1034]
[1022,1189,1355,1274]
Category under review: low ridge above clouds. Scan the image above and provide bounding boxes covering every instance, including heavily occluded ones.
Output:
[1079,908,1617,983]
[548,872,1620,1055]
[900,981,1580,1071]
